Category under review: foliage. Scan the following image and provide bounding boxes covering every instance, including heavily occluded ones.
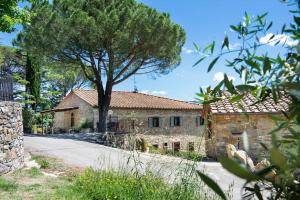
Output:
[194,1,300,199]
[75,118,94,132]
[41,63,89,109]
[0,178,18,192]
[35,158,50,169]
[22,109,35,132]
[0,0,33,32]
[25,54,41,110]
[20,0,186,131]
[72,168,202,200]
[174,151,203,161]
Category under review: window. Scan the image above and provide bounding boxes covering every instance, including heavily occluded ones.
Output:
[231,132,242,136]
[71,113,75,127]
[148,117,162,128]
[188,142,195,152]
[170,116,182,127]
[196,116,205,126]
[131,120,135,130]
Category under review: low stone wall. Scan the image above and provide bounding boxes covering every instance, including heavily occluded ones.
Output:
[0,102,24,174]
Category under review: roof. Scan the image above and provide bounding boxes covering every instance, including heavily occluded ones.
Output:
[70,89,202,110]
[41,106,79,113]
[210,92,290,114]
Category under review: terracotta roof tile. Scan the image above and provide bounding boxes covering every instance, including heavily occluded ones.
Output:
[72,89,202,110]
[210,92,290,114]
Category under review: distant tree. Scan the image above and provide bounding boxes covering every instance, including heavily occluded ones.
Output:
[25,54,40,110]
[20,0,186,132]
[41,63,90,109]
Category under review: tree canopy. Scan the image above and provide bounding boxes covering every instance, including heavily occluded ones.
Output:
[0,0,32,32]
[20,0,186,131]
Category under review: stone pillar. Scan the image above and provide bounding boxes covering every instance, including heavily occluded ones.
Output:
[0,102,24,174]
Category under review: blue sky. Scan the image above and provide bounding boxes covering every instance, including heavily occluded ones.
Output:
[0,0,294,101]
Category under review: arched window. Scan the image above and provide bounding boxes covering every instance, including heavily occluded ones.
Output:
[71,113,75,127]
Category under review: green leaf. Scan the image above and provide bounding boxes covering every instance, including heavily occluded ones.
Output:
[270,148,288,170]
[193,57,206,67]
[263,57,271,74]
[193,42,200,51]
[207,56,220,72]
[196,171,227,200]
[245,12,250,26]
[204,41,215,54]
[219,157,260,181]
[245,59,260,70]
[224,74,235,93]
[230,95,243,103]
[222,35,229,50]
[236,84,256,92]
[294,16,300,26]
[266,22,273,31]
[230,25,240,33]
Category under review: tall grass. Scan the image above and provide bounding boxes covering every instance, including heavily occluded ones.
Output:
[69,168,218,200]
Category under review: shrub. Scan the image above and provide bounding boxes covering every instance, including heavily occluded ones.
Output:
[175,151,203,161]
[74,119,94,132]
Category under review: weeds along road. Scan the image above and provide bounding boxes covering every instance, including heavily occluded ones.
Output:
[24,134,244,200]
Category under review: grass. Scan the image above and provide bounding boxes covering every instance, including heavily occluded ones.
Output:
[69,169,204,200]
[0,154,222,200]
[0,178,18,192]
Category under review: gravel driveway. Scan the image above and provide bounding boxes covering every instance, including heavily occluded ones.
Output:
[24,134,245,199]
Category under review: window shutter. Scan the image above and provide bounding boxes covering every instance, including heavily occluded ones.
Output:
[196,116,200,127]
[200,117,205,125]
[179,117,183,126]
[148,117,153,128]
[159,117,163,128]
[170,117,174,127]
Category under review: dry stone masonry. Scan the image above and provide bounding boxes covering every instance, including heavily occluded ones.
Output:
[0,102,24,174]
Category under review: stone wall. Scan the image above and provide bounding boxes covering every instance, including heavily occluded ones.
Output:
[206,113,279,161]
[0,102,24,174]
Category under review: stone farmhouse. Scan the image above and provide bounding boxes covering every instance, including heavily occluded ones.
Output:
[203,92,289,160]
[52,89,205,153]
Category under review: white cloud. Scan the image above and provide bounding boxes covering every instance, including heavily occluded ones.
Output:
[228,42,240,50]
[213,72,236,82]
[182,47,197,55]
[259,33,298,46]
[140,90,167,96]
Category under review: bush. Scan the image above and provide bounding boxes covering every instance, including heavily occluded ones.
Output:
[23,109,35,133]
[74,119,94,132]
[71,169,202,200]
[175,151,203,161]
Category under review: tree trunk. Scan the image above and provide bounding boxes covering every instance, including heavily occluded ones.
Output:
[96,87,112,133]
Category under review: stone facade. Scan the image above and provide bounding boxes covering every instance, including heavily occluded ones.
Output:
[53,94,94,131]
[94,108,205,153]
[54,97,205,154]
[205,112,278,161]
[0,102,24,174]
